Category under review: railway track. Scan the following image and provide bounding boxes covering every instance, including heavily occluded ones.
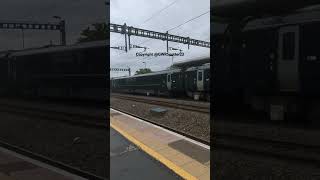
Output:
[214,133,320,165]
[110,107,210,146]
[111,94,210,114]
[0,102,107,129]
[0,139,106,180]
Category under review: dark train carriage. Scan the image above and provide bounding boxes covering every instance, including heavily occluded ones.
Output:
[203,64,211,100]
[213,33,239,100]
[300,21,320,96]
[132,72,167,95]
[111,72,167,95]
[9,40,108,100]
[241,16,320,110]
[240,28,277,95]
[167,68,184,96]
[111,68,184,96]
[214,10,320,120]
[185,63,210,100]
[0,52,10,94]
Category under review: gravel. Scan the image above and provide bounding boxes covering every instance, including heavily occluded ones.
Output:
[0,111,108,178]
[110,97,210,142]
[214,116,320,147]
[213,111,320,180]
[111,93,210,108]
[213,149,320,180]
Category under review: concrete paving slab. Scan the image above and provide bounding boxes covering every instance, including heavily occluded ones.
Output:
[110,108,210,180]
[110,128,181,180]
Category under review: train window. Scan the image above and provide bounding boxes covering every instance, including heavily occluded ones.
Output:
[198,71,203,81]
[167,74,171,82]
[282,32,295,60]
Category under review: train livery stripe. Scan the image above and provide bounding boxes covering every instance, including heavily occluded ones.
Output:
[110,123,198,180]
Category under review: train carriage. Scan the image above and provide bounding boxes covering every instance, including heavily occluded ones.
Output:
[214,9,320,120]
[7,40,108,101]
[111,68,184,96]
[185,63,210,100]
[0,52,11,95]
[111,59,211,101]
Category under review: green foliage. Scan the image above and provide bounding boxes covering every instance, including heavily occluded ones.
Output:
[135,68,152,75]
[78,23,109,42]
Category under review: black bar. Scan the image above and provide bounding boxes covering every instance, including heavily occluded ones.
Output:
[128,26,131,50]
[166,31,169,53]
[60,20,66,46]
[128,35,131,50]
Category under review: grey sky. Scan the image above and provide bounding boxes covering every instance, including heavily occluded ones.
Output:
[110,0,210,77]
[0,0,107,51]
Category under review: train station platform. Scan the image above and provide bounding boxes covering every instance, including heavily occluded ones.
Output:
[0,146,86,180]
[110,108,210,180]
[110,127,180,179]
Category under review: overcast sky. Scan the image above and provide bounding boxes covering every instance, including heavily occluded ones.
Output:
[0,0,107,51]
[110,0,210,77]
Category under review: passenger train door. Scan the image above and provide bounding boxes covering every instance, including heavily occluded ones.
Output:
[278,25,299,92]
[167,73,172,91]
[197,70,204,91]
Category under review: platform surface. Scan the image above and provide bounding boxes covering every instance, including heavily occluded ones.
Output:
[110,108,210,180]
[0,146,87,180]
[110,127,181,180]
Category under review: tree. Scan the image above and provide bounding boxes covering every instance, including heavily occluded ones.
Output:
[135,68,152,75]
[78,23,109,42]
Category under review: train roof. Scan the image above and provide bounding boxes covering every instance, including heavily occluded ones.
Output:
[172,57,210,68]
[186,63,210,71]
[0,50,17,58]
[212,0,320,20]
[111,68,182,80]
[213,8,320,35]
[0,52,10,58]
[10,40,109,57]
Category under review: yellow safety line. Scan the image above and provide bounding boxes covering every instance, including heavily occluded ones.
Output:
[110,122,198,180]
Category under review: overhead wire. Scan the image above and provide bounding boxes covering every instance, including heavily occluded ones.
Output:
[113,2,210,53]
[111,0,179,48]
[166,10,210,32]
[111,1,210,75]
[142,0,180,25]
[134,0,180,46]
[129,10,210,69]
[137,9,210,47]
